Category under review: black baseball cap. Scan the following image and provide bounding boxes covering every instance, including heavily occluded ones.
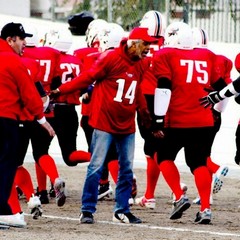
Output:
[1,22,33,40]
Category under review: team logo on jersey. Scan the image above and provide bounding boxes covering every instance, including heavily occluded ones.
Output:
[126,72,134,78]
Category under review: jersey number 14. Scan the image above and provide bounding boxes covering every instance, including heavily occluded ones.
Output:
[114,79,137,104]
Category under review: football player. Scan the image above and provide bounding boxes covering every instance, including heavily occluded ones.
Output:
[51,27,156,224]
[23,28,66,207]
[192,27,231,205]
[152,22,228,224]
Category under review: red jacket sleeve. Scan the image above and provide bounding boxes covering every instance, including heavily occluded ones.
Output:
[13,57,44,120]
[59,51,109,94]
[235,53,240,73]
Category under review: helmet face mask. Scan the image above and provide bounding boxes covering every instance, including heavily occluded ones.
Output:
[140,10,166,37]
[164,22,193,49]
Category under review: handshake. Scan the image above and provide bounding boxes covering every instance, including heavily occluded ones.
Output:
[200,78,240,108]
[199,90,224,108]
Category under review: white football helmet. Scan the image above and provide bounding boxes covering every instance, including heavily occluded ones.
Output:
[85,19,108,48]
[23,24,39,47]
[98,23,125,52]
[192,27,208,48]
[164,22,193,49]
[43,29,73,52]
[140,10,166,37]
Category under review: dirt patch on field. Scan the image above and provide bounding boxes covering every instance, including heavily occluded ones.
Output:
[2,163,240,240]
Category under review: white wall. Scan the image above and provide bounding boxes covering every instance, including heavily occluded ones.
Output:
[0,13,87,51]
[0,0,30,17]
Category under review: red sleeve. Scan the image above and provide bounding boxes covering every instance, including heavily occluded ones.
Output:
[216,55,233,85]
[152,48,172,81]
[59,51,110,94]
[13,58,44,120]
[235,53,240,73]
[82,52,100,72]
[21,57,40,83]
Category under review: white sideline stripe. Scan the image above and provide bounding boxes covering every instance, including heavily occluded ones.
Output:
[27,214,240,238]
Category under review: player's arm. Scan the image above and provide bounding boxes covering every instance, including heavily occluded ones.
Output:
[51,52,109,95]
[34,81,50,112]
[211,77,230,112]
[200,76,240,108]
[136,86,151,129]
[153,77,171,136]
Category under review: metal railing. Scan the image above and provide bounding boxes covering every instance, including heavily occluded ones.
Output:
[35,0,240,43]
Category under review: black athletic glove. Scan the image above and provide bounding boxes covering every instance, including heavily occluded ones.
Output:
[49,88,60,100]
[151,115,164,132]
[199,91,224,108]
[151,115,165,138]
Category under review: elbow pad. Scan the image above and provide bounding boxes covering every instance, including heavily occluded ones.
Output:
[154,88,171,116]
[35,81,46,97]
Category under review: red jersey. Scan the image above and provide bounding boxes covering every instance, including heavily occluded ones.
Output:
[80,51,101,116]
[59,41,149,134]
[23,46,61,93]
[235,53,240,73]
[20,57,41,121]
[153,47,221,128]
[23,46,61,117]
[0,39,44,121]
[74,47,99,115]
[141,40,163,95]
[216,55,232,84]
[54,53,82,105]
[74,47,98,64]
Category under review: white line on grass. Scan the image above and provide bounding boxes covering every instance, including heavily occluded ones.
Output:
[29,213,240,238]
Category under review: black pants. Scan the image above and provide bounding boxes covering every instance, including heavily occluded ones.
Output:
[157,127,216,173]
[17,121,32,166]
[235,123,240,164]
[31,105,80,167]
[0,117,19,215]
[137,94,163,159]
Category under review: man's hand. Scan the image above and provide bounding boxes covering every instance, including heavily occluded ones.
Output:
[81,84,94,104]
[49,88,60,100]
[199,91,224,108]
[151,116,165,138]
[139,108,152,129]
[40,121,55,137]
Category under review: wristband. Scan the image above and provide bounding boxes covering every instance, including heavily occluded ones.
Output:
[37,116,47,124]
[156,119,164,123]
